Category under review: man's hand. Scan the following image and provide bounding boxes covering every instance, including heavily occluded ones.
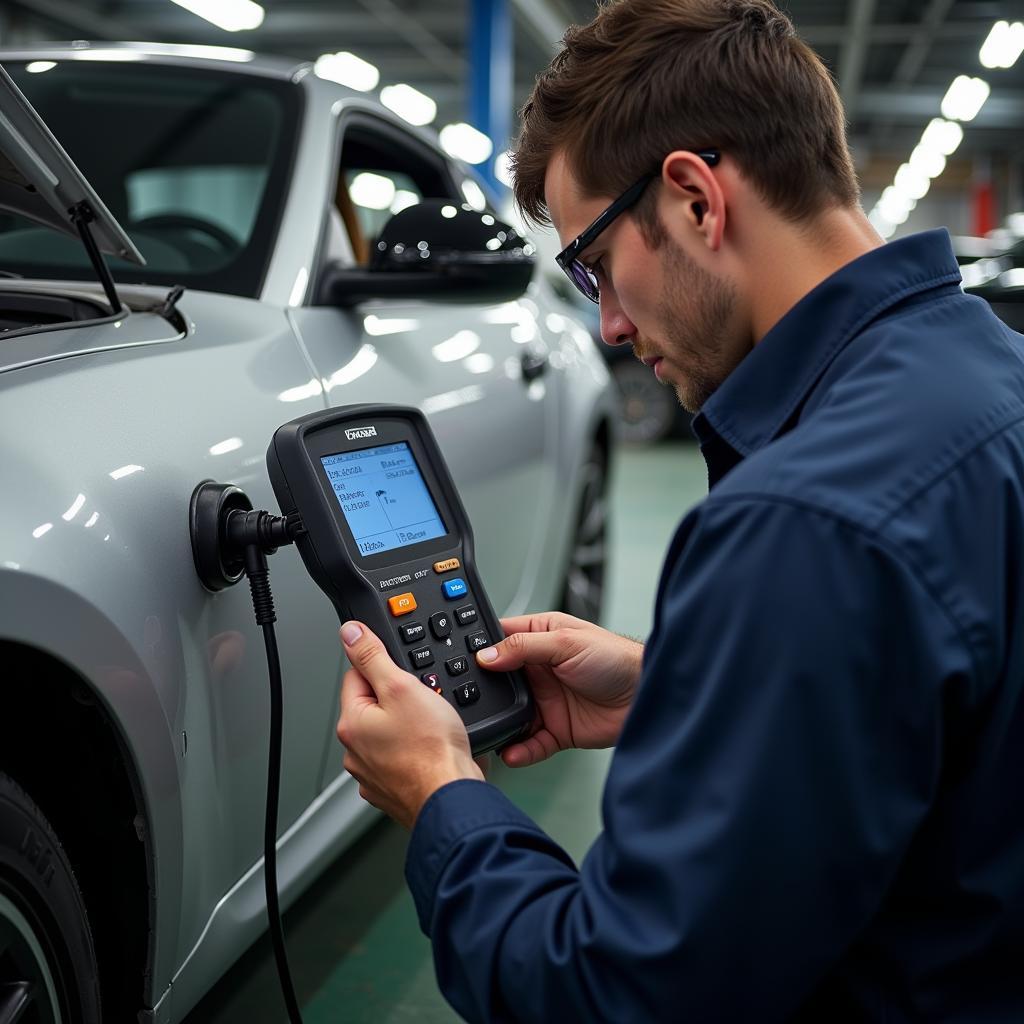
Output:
[477,611,643,768]
[337,621,483,829]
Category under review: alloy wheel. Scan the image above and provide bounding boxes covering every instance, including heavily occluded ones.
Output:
[0,890,62,1024]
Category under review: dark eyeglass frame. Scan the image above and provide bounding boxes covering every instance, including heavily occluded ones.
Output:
[555,149,721,303]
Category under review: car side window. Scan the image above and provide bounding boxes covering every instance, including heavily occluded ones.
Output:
[334,122,454,265]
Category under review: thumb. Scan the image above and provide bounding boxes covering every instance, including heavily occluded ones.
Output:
[340,621,405,697]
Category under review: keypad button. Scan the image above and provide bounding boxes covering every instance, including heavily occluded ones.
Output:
[429,612,453,639]
[442,578,468,600]
[409,646,434,670]
[420,672,444,695]
[465,630,489,653]
[455,604,478,626]
[454,681,480,707]
[388,592,417,617]
[445,655,469,677]
[399,622,425,644]
[434,558,461,574]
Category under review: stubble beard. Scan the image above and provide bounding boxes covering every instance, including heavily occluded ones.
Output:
[654,237,742,414]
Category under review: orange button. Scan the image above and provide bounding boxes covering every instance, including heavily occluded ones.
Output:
[433,558,461,574]
[387,592,417,617]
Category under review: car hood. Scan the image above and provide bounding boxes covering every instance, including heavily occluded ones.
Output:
[0,62,144,265]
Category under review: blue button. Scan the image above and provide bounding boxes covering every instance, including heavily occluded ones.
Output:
[442,578,468,599]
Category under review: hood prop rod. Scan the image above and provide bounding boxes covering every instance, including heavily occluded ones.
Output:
[69,200,123,315]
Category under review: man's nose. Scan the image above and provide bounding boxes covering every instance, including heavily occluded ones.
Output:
[599,294,637,348]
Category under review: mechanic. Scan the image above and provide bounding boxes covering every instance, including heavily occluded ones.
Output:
[335,0,1024,1020]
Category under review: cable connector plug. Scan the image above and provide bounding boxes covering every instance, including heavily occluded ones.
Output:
[225,508,300,555]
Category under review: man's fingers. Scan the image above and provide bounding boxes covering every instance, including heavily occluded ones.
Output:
[340,621,407,699]
[499,728,563,768]
[499,612,576,636]
[476,627,574,671]
[338,669,377,747]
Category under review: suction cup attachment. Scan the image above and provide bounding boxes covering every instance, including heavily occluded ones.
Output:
[190,480,254,591]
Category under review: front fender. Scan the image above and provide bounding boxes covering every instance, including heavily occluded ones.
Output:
[0,568,183,1010]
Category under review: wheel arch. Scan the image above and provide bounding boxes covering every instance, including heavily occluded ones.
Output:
[0,567,185,1017]
[0,639,156,1020]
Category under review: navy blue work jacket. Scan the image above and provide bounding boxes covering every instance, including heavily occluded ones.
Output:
[405,229,1024,1022]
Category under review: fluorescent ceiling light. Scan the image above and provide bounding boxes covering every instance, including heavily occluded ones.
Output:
[940,75,990,122]
[439,123,494,165]
[314,51,379,92]
[879,186,915,221]
[909,145,946,179]
[349,171,396,210]
[380,84,436,126]
[980,21,1024,69]
[919,118,963,157]
[25,61,56,73]
[169,0,264,31]
[494,151,513,188]
[894,163,931,201]
[868,209,896,238]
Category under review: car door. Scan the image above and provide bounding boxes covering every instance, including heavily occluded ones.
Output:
[289,112,557,633]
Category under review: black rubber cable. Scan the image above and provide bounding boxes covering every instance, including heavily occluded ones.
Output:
[262,620,304,1024]
[243,542,304,1024]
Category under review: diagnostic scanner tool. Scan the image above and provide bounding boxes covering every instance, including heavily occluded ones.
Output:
[266,405,533,754]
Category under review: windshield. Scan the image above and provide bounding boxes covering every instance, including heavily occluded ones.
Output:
[2,60,301,298]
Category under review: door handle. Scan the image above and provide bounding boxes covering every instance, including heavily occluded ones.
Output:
[520,350,548,382]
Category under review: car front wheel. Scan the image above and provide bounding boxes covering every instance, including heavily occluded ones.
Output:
[0,773,101,1024]
[560,442,609,624]
[611,359,680,444]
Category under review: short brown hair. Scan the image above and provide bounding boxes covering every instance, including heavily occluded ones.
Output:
[511,0,859,234]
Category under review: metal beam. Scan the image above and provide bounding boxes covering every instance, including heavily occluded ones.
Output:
[121,9,470,40]
[801,21,990,46]
[509,0,566,54]
[857,88,1024,127]
[891,0,958,84]
[6,0,140,39]
[354,0,465,80]
[838,0,877,118]
[867,0,957,154]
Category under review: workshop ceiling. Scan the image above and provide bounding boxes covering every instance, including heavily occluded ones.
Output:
[3,0,1023,170]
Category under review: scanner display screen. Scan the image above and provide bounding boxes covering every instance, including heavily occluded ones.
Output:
[321,442,446,557]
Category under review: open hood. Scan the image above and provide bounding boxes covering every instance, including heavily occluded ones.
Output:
[0,62,144,267]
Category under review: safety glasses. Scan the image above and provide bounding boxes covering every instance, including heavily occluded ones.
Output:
[555,149,721,303]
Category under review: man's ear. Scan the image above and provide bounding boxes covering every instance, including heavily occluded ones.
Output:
[661,151,725,250]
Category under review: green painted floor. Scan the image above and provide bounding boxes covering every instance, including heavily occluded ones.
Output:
[184,440,708,1024]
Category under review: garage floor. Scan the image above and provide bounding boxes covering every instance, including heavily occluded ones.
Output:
[184,440,708,1024]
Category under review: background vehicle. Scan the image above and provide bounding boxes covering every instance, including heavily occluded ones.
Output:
[0,45,614,1023]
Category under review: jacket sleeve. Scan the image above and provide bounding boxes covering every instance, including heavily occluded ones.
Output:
[405,497,972,1023]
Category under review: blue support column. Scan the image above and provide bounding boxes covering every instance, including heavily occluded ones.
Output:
[470,0,512,193]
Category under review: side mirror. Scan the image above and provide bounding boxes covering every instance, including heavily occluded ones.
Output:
[319,199,536,307]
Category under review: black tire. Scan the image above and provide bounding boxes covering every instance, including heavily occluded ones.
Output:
[559,443,609,624]
[611,359,680,444]
[0,773,101,1024]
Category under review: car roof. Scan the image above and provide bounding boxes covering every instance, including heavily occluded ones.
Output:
[0,41,312,82]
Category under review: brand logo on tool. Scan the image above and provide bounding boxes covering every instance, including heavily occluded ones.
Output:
[345,426,377,440]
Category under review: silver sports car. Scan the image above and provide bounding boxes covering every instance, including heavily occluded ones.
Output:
[0,44,614,1023]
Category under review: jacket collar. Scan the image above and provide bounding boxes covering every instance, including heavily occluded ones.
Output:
[691,228,963,466]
